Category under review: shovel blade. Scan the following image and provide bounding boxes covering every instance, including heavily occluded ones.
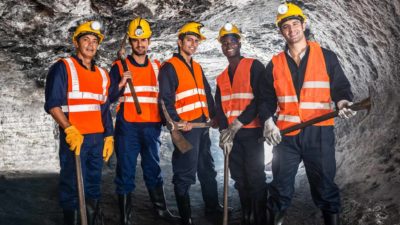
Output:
[171,130,193,153]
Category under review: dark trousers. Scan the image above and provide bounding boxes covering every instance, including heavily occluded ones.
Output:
[59,132,104,210]
[230,128,266,198]
[114,114,163,194]
[172,128,218,207]
[267,126,341,214]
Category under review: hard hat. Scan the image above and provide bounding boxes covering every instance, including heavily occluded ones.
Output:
[127,17,152,39]
[218,22,241,42]
[178,22,206,40]
[276,2,307,27]
[73,21,104,43]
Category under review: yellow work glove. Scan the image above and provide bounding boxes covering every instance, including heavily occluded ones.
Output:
[64,126,84,155]
[103,136,114,162]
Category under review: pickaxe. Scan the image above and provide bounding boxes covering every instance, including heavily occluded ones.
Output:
[160,100,212,153]
[118,33,142,114]
[259,97,372,142]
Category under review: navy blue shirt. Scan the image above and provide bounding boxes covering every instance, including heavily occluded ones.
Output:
[215,58,266,130]
[258,45,354,124]
[158,53,215,122]
[44,55,113,137]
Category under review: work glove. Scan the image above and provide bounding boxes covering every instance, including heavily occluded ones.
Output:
[103,136,114,162]
[221,140,233,155]
[220,119,243,144]
[337,100,357,119]
[263,117,281,146]
[64,125,84,155]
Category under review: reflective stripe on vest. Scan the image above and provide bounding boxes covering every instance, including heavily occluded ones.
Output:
[216,58,260,128]
[62,57,109,134]
[61,104,101,112]
[168,56,209,121]
[114,58,161,123]
[272,41,334,136]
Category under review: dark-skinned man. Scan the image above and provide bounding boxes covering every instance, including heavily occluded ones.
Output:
[44,20,113,225]
[257,2,357,225]
[108,17,179,225]
[216,23,267,225]
[158,22,224,225]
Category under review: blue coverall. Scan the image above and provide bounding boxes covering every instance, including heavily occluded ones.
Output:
[44,55,113,210]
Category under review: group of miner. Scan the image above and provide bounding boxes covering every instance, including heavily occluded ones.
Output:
[44,2,357,225]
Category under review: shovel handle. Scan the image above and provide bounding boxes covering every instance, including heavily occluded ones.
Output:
[223,145,231,225]
[75,154,87,225]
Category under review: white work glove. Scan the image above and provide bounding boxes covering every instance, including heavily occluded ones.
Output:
[219,135,233,155]
[337,100,357,119]
[263,117,282,146]
[220,119,243,144]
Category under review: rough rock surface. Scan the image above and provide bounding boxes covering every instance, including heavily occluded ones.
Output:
[0,0,399,224]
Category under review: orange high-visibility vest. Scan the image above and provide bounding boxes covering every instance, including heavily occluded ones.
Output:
[216,58,260,128]
[114,58,161,122]
[272,41,334,136]
[61,57,110,134]
[168,56,209,121]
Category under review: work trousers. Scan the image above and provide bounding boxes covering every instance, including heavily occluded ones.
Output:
[230,128,266,199]
[172,128,219,207]
[267,126,341,214]
[59,131,104,210]
[114,114,163,194]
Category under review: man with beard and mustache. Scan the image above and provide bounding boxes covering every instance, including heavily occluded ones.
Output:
[215,23,267,225]
[158,22,224,225]
[44,20,113,225]
[109,17,179,225]
[257,2,356,225]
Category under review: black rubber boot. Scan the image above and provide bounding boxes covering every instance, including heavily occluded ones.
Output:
[86,199,104,225]
[148,185,180,223]
[322,212,340,225]
[252,198,266,225]
[266,208,285,225]
[63,209,79,225]
[175,193,194,225]
[118,193,134,225]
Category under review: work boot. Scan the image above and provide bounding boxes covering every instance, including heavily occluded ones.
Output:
[238,189,251,225]
[118,193,134,225]
[205,203,232,214]
[148,185,180,222]
[266,208,285,225]
[63,209,79,225]
[86,199,104,225]
[322,212,340,225]
[175,193,194,225]
[252,199,266,225]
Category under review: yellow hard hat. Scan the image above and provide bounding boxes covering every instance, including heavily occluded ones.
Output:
[73,21,104,43]
[127,17,152,39]
[276,3,306,27]
[218,23,241,42]
[178,22,206,40]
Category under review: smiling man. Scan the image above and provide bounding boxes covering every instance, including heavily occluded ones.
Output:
[108,17,178,225]
[215,23,267,225]
[257,2,356,225]
[158,22,222,225]
[44,20,113,225]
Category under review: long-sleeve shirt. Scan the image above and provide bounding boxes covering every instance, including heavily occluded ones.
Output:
[215,57,266,130]
[158,53,215,123]
[44,55,113,137]
[258,46,354,124]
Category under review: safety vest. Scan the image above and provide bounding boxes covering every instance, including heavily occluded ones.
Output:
[114,58,161,122]
[168,56,209,121]
[272,41,334,136]
[61,57,110,134]
[216,58,260,128]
